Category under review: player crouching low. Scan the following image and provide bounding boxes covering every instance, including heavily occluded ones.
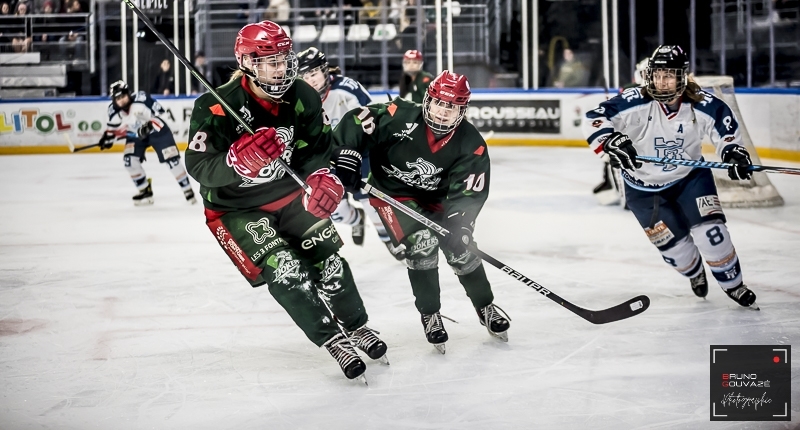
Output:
[98,81,196,206]
[582,45,758,309]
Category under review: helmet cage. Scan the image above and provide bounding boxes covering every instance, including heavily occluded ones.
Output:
[645,66,687,103]
[423,92,467,135]
[245,51,298,99]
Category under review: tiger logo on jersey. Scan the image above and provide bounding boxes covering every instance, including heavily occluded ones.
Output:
[382,157,443,191]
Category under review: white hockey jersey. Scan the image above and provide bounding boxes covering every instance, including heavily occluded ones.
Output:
[582,87,743,190]
[323,75,373,128]
[105,91,167,141]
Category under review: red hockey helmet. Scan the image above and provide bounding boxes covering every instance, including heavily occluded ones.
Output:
[234,21,298,98]
[423,70,471,134]
[402,49,424,74]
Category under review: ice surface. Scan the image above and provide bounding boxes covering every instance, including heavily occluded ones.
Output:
[0,147,798,429]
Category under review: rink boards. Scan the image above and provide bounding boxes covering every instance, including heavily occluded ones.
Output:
[1,88,799,162]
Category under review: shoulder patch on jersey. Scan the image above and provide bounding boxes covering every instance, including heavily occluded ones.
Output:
[473,145,485,156]
[422,77,431,83]
[295,99,305,115]
[209,104,225,116]
[387,103,398,116]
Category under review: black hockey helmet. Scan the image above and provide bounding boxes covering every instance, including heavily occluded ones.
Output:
[296,47,330,96]
[109,80,132,109]
[645,45,690,103]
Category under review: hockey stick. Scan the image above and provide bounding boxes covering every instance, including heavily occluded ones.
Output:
[121,0,312,195]
[64,132,100,152]
[636,155,800,176]
[360,181,650,324]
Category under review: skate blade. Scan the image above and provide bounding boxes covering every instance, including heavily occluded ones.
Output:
[376,354,390,365]
[355,374,368,386]
[434,343,446,354]
[489,331,508,342]
[748,302,760,311]
[133,198,154,206]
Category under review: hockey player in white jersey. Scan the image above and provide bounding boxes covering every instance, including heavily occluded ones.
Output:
[99,80,196,206]
[582,45,758,309]
[297,47,406,260]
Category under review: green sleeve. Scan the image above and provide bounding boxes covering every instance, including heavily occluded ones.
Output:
[443,131,491,223]
[185,94,242,187]
[289,82,334,177]
[332,103,387,153]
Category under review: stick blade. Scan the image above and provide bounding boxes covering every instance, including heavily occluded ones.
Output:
[576,295,650,325]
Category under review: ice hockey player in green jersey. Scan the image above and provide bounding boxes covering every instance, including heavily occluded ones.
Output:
[332,70,510,354]
[185,21,387,383]
[398,50,434,104]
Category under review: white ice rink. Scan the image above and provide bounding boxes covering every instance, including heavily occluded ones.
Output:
[1,147,798,429]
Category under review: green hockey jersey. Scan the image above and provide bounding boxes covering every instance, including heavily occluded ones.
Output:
[401,71,434,104]
[333,98,490,223]
[186,75,332,210]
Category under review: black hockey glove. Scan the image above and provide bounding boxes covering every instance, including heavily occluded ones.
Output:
[603,131,641,171]
[441,212,474,256]
[138,121,154,139]
[721,144,753,180]
[97,132,115,150]
[331,147,363,192]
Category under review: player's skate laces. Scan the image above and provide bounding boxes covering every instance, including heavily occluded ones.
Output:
[132,178,154,206]
[323,332,366,380]
[690,270,708,298]
[184,189,197,204]
[724,283,758,308]
[476,303,511,341]
[351,208,365,245]
[348,325,388,363]
[421,312,450,354]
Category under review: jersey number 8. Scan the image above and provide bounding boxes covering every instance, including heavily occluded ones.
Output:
[190,131,208,152]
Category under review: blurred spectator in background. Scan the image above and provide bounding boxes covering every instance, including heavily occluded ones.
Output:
[191,51,208,94]
[0,1,12,53]
[553,48,588,88]
[58,0,86,60]
[261,0,289,22]
[12,2,33,53]
[398,49,433,103]
[35,0,61,13]
[151,58,174,96]
[32,0,57,60]
[1,1,12,15]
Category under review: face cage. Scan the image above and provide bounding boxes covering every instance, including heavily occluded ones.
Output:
[423,92,467,135]
[646,67,687,103]
[249,51,299,99]
[300,65,330,97]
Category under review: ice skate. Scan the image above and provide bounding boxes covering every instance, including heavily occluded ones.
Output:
[132,178,154,206]
[724,283,759,310]
[184,188,197,204]
[421,312,448,354]
[690,269,708,298]
[349,325,389,365]
[383,240,407,261]
[351,208,365,245]
[476,303,511,342]
[324,333,368,384]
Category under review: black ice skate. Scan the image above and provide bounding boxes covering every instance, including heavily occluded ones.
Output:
[349,325,389,365]
[690,270,708,298]
[383,241,407,261]
[421,312,448,354]
[184,189,197,205]
[724,283,759,310]
[324,332,368,384]
[351,208,365,245]
[132,178,154,206]
[476,303,511,342]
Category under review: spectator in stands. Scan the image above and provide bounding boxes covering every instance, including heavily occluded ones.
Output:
[151,58,174,96]
[553,48,588,88]
[0,2,12,53]
[32,0,56,60]
[262,0,289,22]
[58,0,85,60]
[35,0,60,13]
[12,1,33,53]
[1,2,12,15]
[191,51,208,94]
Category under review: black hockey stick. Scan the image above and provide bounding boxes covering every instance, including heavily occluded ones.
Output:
[121,0,312,195]
[63,132,101,152]
[637,155,800,176]
[361,181,650,324]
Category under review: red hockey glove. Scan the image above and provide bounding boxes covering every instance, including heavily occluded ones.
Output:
[226,127,285,179]
[303,168,345,219]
